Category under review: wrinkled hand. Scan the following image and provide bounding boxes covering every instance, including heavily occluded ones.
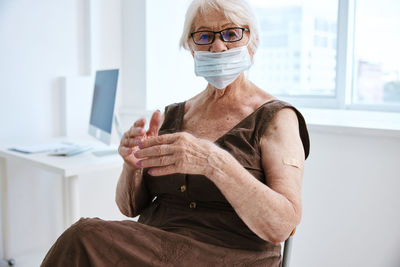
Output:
[118,110,162,170]
[134,132,218,176]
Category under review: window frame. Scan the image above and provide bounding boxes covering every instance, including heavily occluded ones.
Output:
[348,0,400,112]
[275,0,400,112]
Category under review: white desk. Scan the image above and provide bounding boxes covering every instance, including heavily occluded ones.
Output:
[0,141,123,262]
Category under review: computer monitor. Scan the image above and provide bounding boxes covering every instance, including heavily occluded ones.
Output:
[88,69,119,145]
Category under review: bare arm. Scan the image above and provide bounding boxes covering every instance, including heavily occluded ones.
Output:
[207,108,304,243]
[116,164,147,217]
[134,108,305,243]
[115,111,163,217]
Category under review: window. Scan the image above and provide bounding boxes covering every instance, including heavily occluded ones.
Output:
[249,0,400,111]
[352,0,400,107]
[145,0,399,113]
[249,0,338,97]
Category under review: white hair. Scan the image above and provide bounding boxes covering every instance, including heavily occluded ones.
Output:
[179,0,259,55]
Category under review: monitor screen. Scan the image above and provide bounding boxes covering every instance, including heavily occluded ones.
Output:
[88,69,119,144]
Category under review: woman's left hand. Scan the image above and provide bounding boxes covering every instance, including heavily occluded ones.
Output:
[134,132,218,176]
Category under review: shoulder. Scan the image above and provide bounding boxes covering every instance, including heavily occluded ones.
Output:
[164,101,185,113]
[159,102,186,133]
[263,107,299,137]
[260,107,303,152]
[258,101,310,160]
[259,107,306,170]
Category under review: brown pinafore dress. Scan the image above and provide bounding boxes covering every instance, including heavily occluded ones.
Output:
[41,100,310,267]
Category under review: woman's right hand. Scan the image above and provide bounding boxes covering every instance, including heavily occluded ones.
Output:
[118,110,162,170]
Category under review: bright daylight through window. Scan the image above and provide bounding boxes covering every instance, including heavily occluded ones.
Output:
[249,0,400,111]
[249,0,338,97]
[352,0,400,106]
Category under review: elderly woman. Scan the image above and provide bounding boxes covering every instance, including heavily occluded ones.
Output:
[41,0,309,266]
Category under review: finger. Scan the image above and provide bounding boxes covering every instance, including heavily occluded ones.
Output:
[134,144,176,159]
[120,131,143,147]
[128,126,146,137]
[120,132,132,146]
[137,155,175,169]
[139,133,179,149]
[134,118,146,128]
[147,165,177,176]
[118,145,132,157]
[124,137,144,147]
[147,110,162,137]
[125,118,146,137]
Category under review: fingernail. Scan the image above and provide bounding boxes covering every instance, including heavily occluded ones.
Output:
[134,151,139,157]
[124,147,131,154]
[136,161,142,167]
[134,138,141,146]
[148,169,153,175]
[138,141,144,149]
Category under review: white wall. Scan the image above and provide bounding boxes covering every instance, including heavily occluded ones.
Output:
[0,0,122,143]
[1,0,400,266]
[120,0,147,112]
[293,127,400,267]
[0,0,81,142]
[145,0,206,112]
[0,0,125,264]
[0,1,83,260]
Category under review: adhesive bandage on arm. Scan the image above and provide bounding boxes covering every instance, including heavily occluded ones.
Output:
[282,158,302,169]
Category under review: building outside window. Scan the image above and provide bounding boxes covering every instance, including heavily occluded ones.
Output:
[249,0,338,97]
[249,0,400,111]
[352,0,400,106]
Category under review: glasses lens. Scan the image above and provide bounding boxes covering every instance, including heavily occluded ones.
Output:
[193,31,214,44]
[221,28,242,42]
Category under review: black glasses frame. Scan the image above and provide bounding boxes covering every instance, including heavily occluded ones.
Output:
[190,27,250,45]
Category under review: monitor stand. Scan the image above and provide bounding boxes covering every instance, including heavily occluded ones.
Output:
[91,115,122,157]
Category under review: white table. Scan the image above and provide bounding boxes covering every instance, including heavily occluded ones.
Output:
[0,140,123,263]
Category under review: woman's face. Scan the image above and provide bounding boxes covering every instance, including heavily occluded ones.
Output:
[189,9,251,55]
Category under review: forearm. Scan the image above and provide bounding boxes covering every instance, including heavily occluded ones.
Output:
[207,149,301,243]
[134,131,301,242]
[115,163,149,217]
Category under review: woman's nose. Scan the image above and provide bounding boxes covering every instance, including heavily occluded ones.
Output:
[209,34,228,52]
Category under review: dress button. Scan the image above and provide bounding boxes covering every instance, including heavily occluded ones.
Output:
[180,185,186,192]
[189,202,197,209]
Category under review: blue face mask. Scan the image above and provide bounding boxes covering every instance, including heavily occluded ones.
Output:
[194,46,252,89]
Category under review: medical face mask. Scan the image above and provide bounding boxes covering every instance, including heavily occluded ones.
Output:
[194,46,252,89]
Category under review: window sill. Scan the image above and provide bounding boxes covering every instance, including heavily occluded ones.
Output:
[299,108,400,138]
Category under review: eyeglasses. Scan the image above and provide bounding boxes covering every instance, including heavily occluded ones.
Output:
[190,27,249,45]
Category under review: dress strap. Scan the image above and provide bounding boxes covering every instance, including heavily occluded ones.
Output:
[158,102,185,135]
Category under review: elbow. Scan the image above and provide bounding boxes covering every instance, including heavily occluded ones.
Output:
[116,200,137,218]
[115,196,128,217]
[115,192,137,218]
[259,229,290,244]
[260,225,296,244]
[115,172,139,218]
[267,229,294,244]
[260,211,302,244]
[269,199,302,243]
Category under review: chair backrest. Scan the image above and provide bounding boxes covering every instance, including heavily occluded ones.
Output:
[281,228,296,267]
